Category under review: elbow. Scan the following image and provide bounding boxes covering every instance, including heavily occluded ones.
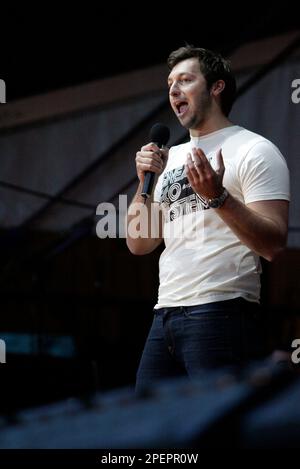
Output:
[126,239,148,256]
[266,248,285,263]
[128,246,147,256]
[126,237,161,255]
[264,241,287,263]
[262,228,288,262]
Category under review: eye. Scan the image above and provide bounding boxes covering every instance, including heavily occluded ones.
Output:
[181,78,191,84]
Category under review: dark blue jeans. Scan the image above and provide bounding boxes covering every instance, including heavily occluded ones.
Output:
[136,298,266,393]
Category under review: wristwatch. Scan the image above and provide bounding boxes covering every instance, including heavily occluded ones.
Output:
[207,188,229,208]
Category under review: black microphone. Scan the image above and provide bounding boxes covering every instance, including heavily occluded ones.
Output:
[141,123,170,200]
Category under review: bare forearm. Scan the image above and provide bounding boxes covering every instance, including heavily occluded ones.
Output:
[185,147,288,262]
[126,182,162,255]
[216,193,287,261]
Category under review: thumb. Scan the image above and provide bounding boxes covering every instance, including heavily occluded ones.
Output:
[216,149,225,177]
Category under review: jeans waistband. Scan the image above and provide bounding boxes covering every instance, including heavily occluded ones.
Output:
[154,297,259,316]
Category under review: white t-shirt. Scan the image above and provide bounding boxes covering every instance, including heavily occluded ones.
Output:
[153,125,290,308]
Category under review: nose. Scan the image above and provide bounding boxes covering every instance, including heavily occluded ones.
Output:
[169,82,180,97]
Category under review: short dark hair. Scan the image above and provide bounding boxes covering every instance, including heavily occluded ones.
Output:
[167,45,236,116]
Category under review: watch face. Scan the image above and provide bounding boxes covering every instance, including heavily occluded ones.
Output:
[209,199,220,208]
[208,189,228,208]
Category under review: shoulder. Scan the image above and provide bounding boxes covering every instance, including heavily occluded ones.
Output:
[224,127,287,166]
[224,127,274,151]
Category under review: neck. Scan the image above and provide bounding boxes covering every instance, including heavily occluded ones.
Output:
[189,113,233,138]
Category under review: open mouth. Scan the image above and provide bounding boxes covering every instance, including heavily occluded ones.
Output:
[175,101,189,116]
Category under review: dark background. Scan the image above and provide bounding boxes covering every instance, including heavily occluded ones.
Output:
[0,7,299,412]
[1,5,299,101]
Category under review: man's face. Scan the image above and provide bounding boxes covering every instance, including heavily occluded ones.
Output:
[168,57,212,130]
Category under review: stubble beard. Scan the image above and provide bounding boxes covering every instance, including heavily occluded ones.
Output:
[183,91,212,131]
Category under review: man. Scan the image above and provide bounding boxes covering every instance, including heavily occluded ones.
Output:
[126,45,290,392]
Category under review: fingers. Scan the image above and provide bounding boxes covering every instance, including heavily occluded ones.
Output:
[136,141,169,184]
[136,141,169,176]
[141,142,162,153]
[185,153,198,186]
[192,147,211,171]
[185,149,210,188]
[185,147,225,198]
[141,143,169,163]
[189,147,225,176]
[136,154,163,173]
[215,149,225,177]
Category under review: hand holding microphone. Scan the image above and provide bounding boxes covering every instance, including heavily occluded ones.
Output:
[135,123,170,201]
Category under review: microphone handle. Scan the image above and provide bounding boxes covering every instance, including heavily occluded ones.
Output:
[141,171,155,200]
[141,141,162,200]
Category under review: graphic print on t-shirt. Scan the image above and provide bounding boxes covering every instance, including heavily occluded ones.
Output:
[159,164,209,222]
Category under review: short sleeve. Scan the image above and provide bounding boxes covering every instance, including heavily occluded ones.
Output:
[237,140,290,204]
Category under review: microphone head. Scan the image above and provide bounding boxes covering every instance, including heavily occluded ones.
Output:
[149,123,170,147]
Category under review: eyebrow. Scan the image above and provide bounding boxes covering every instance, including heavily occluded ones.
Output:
[167,72,195,84]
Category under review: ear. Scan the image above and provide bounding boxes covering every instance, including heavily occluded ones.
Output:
[210,80,225,97]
